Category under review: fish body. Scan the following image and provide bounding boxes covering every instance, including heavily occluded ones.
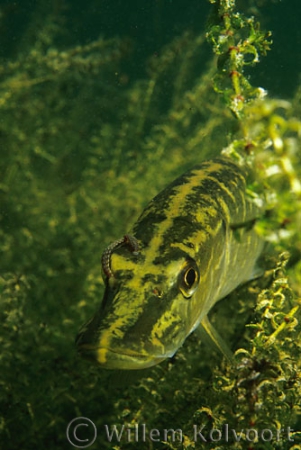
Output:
[76,157,264,369]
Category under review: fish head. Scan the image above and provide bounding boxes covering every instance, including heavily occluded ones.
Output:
[76,244,202,369]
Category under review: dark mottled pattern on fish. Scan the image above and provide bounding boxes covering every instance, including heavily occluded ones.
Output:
[76,157,264,369]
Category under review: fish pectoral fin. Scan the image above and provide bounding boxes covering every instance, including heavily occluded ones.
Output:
[230,217,258,232]
[197,316,234,363]
[229,217,258,243]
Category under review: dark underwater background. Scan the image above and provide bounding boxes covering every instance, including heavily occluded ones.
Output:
[0,1,301,449]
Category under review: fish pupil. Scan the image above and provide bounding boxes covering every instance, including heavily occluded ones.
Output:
[185,267,197,288]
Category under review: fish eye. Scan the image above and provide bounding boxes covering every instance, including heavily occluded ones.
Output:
[178,260,199,298]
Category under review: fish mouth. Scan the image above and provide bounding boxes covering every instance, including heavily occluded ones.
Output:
[77,343,166,370]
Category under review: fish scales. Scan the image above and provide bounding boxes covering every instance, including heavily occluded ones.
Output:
[76,157,264,369]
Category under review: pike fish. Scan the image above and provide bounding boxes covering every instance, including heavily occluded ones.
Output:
[76,157,264,369]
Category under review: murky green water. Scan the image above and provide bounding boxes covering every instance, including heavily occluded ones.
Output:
[1,1,300,449]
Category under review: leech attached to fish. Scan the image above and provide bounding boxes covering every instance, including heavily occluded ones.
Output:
[101,234,139,278]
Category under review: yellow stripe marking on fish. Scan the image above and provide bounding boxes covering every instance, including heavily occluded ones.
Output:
[76,157,265,369]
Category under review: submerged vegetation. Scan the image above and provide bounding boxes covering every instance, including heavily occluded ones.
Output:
[0,0,300,449]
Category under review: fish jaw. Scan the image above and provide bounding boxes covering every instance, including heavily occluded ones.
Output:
[77,342,168,370]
